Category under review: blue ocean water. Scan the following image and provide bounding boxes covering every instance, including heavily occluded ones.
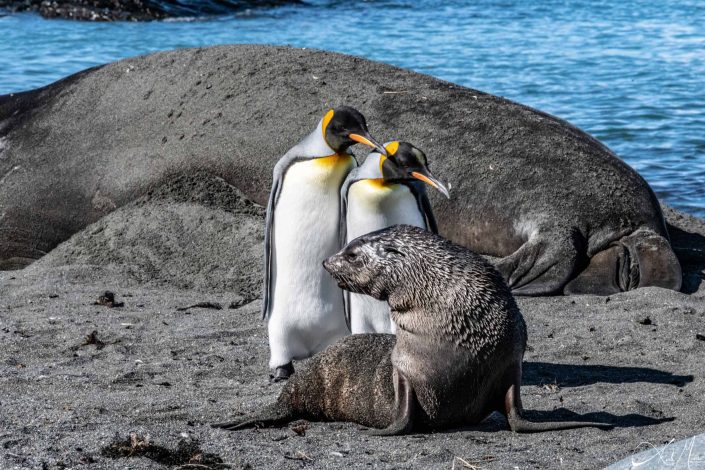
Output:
[1,0,703,216]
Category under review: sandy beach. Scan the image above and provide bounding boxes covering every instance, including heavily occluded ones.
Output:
[1,167,703,469]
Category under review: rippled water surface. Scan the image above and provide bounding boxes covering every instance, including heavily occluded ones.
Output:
[1,0,703,215]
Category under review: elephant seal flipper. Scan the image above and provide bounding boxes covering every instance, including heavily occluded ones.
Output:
[496,229,582,296]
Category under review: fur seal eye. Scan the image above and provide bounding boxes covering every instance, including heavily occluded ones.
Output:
[346,252,358,261]
[382,246,405,257]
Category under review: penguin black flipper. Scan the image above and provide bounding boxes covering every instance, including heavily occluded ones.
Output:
[338,170,356,251]
[262,157,291,321]
[338,168,363,330]
[405,181,438,234]
[414,182,439,234]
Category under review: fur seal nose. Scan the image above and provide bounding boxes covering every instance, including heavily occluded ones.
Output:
[322,257,334,273]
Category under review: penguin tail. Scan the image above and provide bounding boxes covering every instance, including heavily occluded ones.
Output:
[211,403,294,431]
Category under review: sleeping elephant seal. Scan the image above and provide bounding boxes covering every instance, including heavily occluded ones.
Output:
[0,45,681,294]
[214,225,612,434]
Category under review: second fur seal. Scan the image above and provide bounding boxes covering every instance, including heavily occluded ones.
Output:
[214,225,612,434]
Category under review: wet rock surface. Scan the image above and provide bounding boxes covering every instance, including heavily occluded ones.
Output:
[0,0,300,21]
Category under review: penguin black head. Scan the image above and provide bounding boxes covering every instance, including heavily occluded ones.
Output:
[381,142,450,198]
[322,106,387,155]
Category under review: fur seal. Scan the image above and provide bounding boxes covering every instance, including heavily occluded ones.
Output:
[0,45,682,294]
[213,225,612,434]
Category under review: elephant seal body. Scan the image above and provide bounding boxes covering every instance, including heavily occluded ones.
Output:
[0,45,681,294]
[214,225,612,434]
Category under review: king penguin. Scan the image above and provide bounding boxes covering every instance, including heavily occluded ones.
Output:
[263,106,387,381]
[340,141,449,334]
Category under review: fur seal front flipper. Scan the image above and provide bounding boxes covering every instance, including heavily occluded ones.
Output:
[364,369,417,436]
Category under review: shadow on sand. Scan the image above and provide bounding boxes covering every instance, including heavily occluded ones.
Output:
[524,362,694,388]
[454,360,693,432]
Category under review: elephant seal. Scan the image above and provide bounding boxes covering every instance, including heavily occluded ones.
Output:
[213,225,612,434]
[0,45,681,294]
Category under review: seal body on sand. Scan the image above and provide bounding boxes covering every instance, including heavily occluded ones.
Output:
[0,45,681,294]
[214,225,612,434]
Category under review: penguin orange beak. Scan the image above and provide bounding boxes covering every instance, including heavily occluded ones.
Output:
[411,169,451,198]
[349,133,388,156]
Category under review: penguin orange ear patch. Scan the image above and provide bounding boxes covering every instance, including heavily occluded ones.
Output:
[322,109,335,139]
[385,141,400,156]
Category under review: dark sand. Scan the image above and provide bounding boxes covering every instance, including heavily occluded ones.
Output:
[1,172,704,469]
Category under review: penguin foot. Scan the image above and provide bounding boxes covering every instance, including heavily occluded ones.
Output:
[269,362,294,383]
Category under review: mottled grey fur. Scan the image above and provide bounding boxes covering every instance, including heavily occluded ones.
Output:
[214,225,612,434]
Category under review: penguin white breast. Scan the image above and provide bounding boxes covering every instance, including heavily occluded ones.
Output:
[346,179,426,241]
[271,155,355,325]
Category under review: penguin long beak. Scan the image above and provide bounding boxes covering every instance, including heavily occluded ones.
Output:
[349,133,388,156]
[411,168,451,198]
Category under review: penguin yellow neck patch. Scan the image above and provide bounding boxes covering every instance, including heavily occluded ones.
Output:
[314,153,353,169]
[379,154,387,175]
[321,109,335,140]
[366,178,393,189]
